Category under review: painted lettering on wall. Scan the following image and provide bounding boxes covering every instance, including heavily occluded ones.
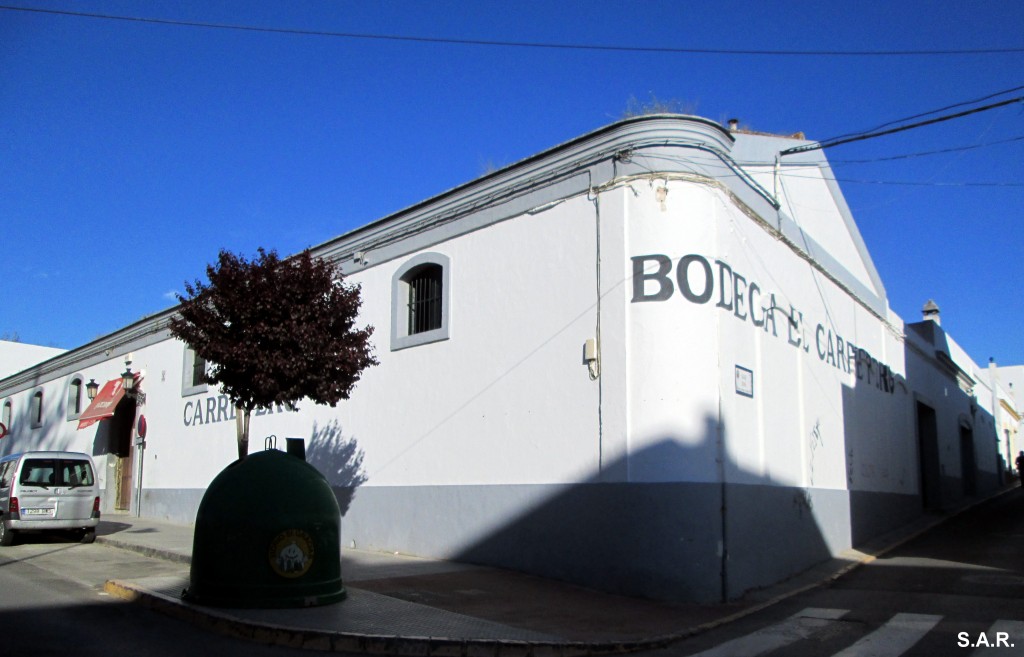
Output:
[631,253,896,393]
[183,394,297,427]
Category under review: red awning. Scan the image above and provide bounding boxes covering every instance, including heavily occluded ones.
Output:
[77,379,127,430]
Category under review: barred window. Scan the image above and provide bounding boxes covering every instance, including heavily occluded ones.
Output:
[391,252,450,351]
[407,264,443,335]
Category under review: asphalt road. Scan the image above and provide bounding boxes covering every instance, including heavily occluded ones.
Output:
[0,536,343,656]
[649,488,1024,656]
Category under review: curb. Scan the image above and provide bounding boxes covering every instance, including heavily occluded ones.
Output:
[103,578,677,657]
[95,535,191,565]
[101,487,1019,656]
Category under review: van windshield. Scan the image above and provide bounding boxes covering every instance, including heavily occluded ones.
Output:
[19,459,95,488]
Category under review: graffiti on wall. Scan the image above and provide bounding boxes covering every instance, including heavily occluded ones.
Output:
[809,419,824,486]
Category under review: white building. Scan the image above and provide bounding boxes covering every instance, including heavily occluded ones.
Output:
[0,340,64,380]
[992,364,1024,468]
[0,115,1014,603]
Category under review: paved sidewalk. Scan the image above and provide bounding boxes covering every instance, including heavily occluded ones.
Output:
[97,488,1016,656]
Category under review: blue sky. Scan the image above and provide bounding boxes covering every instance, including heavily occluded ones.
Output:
[2,1,1022,367]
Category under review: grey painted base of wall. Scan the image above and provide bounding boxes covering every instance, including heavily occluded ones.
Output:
[340,482,725,602]
[134,482,926,604]
[723,485,850,599]
[849,489,922,545]
[138,488,206,525]
[340,482,919,604]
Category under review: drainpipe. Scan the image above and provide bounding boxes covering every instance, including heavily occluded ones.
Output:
[590,179,603,475]
[716,307,729,602]
[718,394,728,602]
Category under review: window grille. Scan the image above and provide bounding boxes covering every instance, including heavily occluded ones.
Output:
[407,265,443,335]
[391,252,450,351]
[192,355,207,387]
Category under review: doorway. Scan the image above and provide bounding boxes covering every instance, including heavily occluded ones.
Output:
[108,395,136,511]
[916,402,941,510]
[960,423,976,497]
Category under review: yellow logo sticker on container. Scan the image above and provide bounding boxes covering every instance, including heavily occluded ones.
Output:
[268,529,315,578]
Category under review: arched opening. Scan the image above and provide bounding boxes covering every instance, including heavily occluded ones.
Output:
[108,395,136,511]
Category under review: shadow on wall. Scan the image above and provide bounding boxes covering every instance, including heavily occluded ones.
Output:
[346,414,836,605]
[306,419,368,516]
[1,385,81,457]
[841,360,922,547]
[903,320,1002,513]
[841,318,1003,547]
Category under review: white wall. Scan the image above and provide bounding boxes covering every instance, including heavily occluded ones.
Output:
[621,176,918,496]
[135,193,604,496]
[624,180,720,483]
[0,340,65,379]
[339,194,603,487]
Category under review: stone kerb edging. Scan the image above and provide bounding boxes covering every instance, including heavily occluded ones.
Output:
[103,578,715,657]
[95,535,192,565]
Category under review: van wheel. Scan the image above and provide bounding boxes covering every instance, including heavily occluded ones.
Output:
[0,522,16,547]
[79,529,96,544]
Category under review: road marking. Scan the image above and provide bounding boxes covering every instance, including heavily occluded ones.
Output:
[970,620,1024,655]
[686,608,848,657]
[831,613,941,657]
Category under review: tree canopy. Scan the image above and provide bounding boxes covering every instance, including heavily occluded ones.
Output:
[169,248,378,459]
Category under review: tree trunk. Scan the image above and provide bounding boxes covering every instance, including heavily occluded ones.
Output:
[235,406,251,460]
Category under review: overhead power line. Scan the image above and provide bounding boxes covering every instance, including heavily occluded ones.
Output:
[827,134,1024,164]
[825,85,1024,141]
[734,134,1024,166]
[778,171,1024,188]
[653,152,1024,187]
[3,4,1024,57]
[780,96,1024,156]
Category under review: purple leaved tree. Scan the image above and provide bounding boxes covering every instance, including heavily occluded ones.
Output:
[170,248,378,460]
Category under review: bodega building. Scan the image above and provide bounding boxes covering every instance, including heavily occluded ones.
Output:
[1,114,1018,603]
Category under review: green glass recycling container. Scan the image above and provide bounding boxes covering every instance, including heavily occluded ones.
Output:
[183,449,345,607]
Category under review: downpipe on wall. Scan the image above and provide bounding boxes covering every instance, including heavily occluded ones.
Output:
[714,297,729,602]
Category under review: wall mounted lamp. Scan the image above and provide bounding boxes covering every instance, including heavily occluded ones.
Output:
[122,356,146,404]
[84,356,145,404]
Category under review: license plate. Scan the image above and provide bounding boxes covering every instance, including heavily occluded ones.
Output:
[22,508,55,517]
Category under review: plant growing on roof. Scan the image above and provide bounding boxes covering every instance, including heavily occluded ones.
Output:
[170,248,378,460]
[620,93,697,118]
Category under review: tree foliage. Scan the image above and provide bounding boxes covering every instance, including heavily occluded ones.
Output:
[169,248,378,459]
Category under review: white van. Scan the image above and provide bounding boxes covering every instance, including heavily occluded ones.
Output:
[0,451,101,546]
